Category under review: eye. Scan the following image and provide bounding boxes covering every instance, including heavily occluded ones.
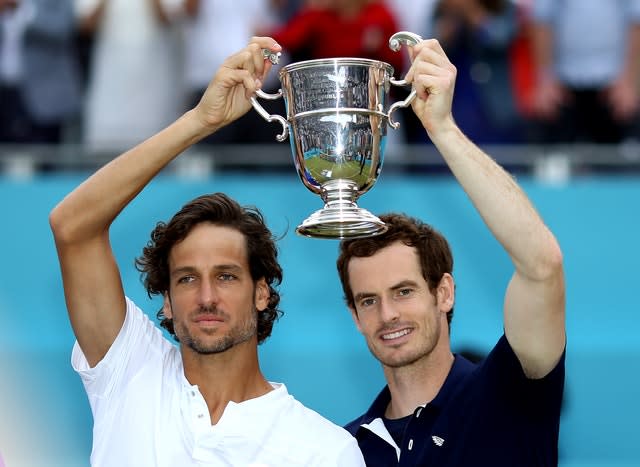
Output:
[397,288,413,297]
[177,275,196,284]
[359,297,377,308]
[218,273,237,282]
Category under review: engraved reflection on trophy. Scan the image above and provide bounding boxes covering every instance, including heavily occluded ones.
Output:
[252,32,422,239]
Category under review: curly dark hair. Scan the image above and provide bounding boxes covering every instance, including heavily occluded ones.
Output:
[336,212,455,328]
[134,193,283,344]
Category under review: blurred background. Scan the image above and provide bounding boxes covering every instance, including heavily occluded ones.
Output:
[1,0,639,466]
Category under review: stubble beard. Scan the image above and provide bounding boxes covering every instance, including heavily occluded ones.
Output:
[369,318,441,369]
[176,305,258,355]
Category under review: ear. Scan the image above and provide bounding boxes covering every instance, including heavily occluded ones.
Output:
[436,273,455,313]
[162,293,173,319]
[349,306,363,333]
[254,278,270,312]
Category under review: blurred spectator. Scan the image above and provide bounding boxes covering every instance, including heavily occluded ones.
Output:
[179,0,279,144]
[383,0,440,147]
[386,0,438,56]
[529,0,640,144]
[424,0,527,145]
[268,0,305,24]
[0,0,81,144]
[269,0,404,74]
[508,0,537,121]
[0,1,14,14]
[75,0,184,153]
[264,0,407,145]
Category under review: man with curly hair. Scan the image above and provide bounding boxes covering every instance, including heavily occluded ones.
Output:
[49,37,365,467]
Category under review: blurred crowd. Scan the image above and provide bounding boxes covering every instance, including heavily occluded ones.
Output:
[1,0,640,156]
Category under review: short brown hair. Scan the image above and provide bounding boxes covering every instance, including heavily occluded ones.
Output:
[336,213,454,326]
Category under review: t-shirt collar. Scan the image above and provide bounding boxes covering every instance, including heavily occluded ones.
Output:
[360,354,477,423]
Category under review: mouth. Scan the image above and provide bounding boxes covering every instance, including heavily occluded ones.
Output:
[194,314,225,326]
[380,328,412,342]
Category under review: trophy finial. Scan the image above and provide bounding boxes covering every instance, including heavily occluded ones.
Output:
[262,48,281,65]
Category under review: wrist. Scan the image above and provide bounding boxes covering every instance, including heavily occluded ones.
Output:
[182,109,219,143]
[426,115,458,143]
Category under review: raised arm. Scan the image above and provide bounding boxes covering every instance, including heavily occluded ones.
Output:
[49,37,282,367]
[406,39,565,378]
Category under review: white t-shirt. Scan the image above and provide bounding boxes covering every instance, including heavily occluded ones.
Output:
[72,297,365,467]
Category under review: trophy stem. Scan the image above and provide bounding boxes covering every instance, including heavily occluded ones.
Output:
[320,179,359,204]
[296,179,388,239]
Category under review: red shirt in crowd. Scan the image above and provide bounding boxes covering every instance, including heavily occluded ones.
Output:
[272,1,405,75]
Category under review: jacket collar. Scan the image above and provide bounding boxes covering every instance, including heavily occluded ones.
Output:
[359,353,477,424]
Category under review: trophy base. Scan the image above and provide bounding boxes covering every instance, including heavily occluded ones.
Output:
[296,206,388,239]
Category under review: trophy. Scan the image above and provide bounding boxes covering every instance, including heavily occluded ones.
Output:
[251,31,422,239]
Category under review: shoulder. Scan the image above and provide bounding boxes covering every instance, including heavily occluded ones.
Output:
[74,297,174,375]
[269,387,356,446]
[455,335,565,408]
[289,399,353,439]
[343,413,368,436]
[484,335,565,381]
[262,388,363,463]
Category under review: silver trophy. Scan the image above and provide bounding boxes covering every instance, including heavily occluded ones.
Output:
[252,31,422,239]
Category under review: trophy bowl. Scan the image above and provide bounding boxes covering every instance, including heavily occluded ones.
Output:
[252,32,422,239]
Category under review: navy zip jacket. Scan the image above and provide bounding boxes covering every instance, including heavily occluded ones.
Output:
[345,335,565,466]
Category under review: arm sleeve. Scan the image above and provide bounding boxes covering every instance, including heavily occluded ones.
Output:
[71,297,172,415]
[334,435,367,466]
[481,334,566,419]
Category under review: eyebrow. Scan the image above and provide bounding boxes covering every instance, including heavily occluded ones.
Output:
[170,264,244,278]
[391,280,420,290]
[353,280,420,303]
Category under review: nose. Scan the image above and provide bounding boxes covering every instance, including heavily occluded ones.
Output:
[379,298,400,324]
[197,280,218,309]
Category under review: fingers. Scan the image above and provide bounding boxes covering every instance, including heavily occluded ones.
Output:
[217,37,281,99]
[404,39,456,100]
[224,37,281,82]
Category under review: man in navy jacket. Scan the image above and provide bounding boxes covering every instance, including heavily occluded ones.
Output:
[336,37,565,466]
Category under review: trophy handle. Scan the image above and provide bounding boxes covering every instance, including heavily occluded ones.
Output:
[387,31,423,129]
[250,89,289,142]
